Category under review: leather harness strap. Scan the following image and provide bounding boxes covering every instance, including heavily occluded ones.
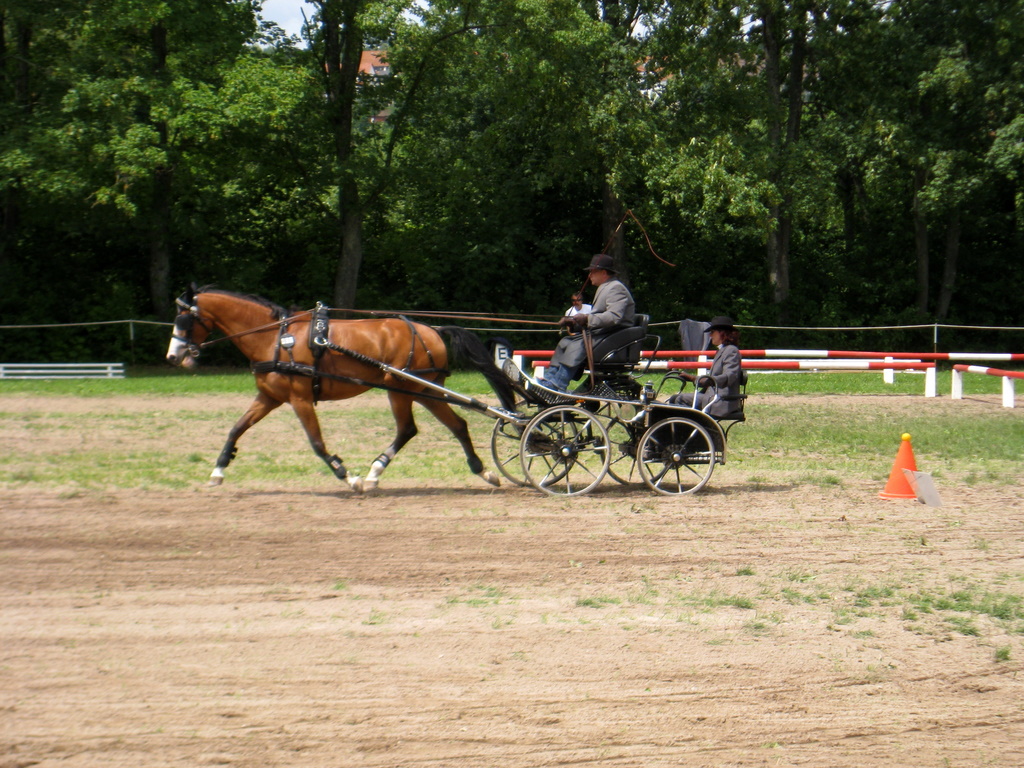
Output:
[250,312,450,404]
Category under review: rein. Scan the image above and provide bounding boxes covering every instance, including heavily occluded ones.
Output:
[325,308,558,326]
[191,304,557,354]
[200,310,310,351]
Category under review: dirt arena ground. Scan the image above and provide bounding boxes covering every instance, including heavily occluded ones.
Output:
[3,392,1024,767]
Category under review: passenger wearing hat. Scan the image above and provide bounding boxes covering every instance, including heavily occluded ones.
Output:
[540,253,636,392]
[668,316,743,417]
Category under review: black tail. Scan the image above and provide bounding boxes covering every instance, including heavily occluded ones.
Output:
[438,326,517,411]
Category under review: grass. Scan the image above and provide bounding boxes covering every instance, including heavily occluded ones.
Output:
[2,368,1022,490]
[0,366,499,397]
[1,364,1012,397]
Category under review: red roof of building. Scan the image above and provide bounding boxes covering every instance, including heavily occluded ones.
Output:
[359,50,390,78]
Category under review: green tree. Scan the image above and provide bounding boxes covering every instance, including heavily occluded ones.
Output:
[359,0,663,315]
[58,0,261,317]
[814,0,1024,322]
[1,0,87,277]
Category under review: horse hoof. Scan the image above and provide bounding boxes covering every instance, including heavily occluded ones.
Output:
[208,476,223,487]
[479,470,500,488]
[348,476,364,494]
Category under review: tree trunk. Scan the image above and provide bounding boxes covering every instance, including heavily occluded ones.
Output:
[912,166,929,314]
[767,200,791,309]
[322,0,365,309]
[935,207,960,320]
[601,179,627,285]
[148,165,172,320]
[333,187,363,308]
[760,7,806,319]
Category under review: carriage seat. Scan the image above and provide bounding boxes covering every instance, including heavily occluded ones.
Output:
[712,372,748,439]
[590,314,650,369]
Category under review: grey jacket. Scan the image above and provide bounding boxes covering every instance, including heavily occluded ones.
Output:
[586,278,635,333]
[701,343,743,417]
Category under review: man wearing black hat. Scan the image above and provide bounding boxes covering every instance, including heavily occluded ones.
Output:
[540,254,636,392]
[669,316,743,417]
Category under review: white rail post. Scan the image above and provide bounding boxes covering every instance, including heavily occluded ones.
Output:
[697,354,709,378]
[1003,376,1016,408]
[883,356,895,385]
[951,368,964,400]
[925,366,937,397]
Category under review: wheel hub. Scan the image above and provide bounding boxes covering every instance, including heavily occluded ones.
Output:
[662,444,686,467]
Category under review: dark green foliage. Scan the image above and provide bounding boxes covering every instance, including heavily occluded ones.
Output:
[2,0,1023,363]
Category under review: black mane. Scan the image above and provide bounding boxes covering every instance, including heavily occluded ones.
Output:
[198,285,289,320]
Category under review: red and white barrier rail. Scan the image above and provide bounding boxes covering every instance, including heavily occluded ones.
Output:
[952,364,1024,408]
[735,350,1024,361]
[511,347,1024,400]
[522,357,938,396]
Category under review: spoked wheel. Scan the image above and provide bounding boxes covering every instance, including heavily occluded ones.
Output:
[490,415,527,487]
[600,402,642,485]
[520,405,610,496]
[637,416,716,495]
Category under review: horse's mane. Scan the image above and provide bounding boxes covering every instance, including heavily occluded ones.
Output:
[197,285,289,320]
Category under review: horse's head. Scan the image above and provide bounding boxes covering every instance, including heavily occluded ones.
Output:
[166,284,212,369]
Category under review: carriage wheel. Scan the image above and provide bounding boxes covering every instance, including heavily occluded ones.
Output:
[490,415,527,487]
[519,405,610,496]
[600,402,641,485]
[636,416,716,495]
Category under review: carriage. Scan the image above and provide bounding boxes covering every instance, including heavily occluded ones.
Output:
[166,286,747,497]
[486,314,748,496]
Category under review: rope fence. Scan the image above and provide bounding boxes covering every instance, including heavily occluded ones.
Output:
[1,316,1022,368]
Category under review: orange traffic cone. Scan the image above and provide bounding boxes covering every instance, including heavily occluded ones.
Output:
[879,433,919,499]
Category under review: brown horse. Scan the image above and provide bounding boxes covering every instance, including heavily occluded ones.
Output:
[165,284,517,492]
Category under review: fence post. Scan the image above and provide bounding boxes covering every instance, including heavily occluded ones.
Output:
[951,368,963,400]
[1003,377,1016,409]
[925,366,937,397]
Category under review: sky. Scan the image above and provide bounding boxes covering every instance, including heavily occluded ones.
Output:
[260,0,315,39]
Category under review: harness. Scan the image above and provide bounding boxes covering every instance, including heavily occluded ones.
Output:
[250,304,450,404]
[175,294,458,404]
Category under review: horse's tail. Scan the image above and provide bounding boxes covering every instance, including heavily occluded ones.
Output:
[437,326,517,411]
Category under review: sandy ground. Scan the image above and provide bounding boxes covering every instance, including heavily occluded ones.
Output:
[2,392,1024,767]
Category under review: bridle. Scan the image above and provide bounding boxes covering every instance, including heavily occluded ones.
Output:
[171,296,212,360]
[171,290,309,360]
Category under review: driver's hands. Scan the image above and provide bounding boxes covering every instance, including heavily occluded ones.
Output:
[558,314,587,332]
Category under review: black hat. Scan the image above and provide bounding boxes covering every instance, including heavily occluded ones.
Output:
[708,316,736,331]
[584,253,617,273]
